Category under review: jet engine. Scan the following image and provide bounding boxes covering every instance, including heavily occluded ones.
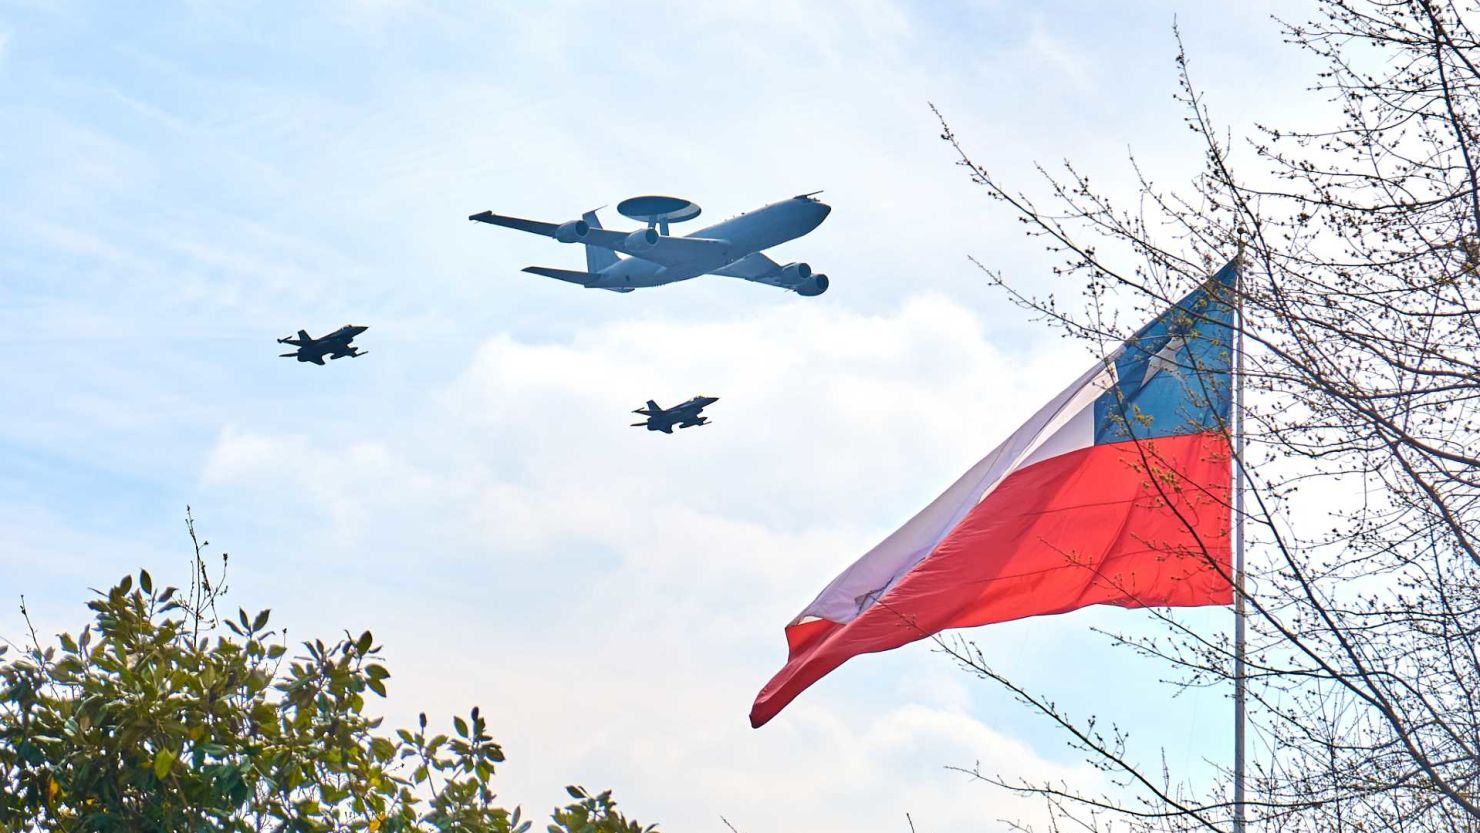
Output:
[795,274,830,296]
[778,262,813,284]
[625,227,660,250]
[553,220,590,243]
[775,262,827,296]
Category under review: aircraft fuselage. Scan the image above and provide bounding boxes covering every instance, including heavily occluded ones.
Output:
[280,324,369,364]
[635,395,719,432]
[593,198,830,290]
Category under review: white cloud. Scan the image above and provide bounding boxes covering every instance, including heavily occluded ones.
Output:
[204,294,1092,580]
[199,295,1100,830]
[1023,22,1093,92]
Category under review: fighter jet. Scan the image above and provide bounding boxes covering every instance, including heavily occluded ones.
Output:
[469,193,831,295]
[631,396,719,433]
[278,325,368,365]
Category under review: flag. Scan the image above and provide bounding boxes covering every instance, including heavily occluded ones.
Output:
[751,262,1238,728]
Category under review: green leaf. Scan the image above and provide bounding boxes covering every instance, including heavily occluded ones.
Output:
[357,630,373,654]
[139,569,153,594]
[153,747,176,780]
[253,608,271,631]
[454,716,469,738]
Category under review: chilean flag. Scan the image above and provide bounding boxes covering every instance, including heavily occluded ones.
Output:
[751,263,1238,728]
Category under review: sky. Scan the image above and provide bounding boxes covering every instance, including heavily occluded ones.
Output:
[0,2,1319,830]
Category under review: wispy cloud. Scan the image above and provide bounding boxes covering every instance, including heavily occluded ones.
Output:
[1024,21,1094,92]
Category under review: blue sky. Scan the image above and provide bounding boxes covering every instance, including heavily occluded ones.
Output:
[1,2,1312,829]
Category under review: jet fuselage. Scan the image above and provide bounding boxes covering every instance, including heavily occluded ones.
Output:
[635,395,719,432]
[280,324,369,364]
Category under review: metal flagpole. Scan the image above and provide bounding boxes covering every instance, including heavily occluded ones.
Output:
[1232,243,1248,833]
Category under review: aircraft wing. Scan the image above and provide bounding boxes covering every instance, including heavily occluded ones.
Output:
[469,212,563,237]
[620,235,729,266]
[470,211,728,266]
[712,253,785,284]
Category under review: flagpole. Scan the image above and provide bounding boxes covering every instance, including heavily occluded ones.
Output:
[1232,244,1248,833]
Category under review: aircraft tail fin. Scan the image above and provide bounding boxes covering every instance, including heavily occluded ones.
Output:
[297,329,311,341]
[521,265,633,293]
[522,266,599,286]
[582,209,619,274]
[646,400,661,413]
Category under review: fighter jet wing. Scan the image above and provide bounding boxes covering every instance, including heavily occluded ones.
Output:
[470,211,728,267]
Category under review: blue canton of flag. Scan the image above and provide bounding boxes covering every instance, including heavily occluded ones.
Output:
[1094,261,1237,444]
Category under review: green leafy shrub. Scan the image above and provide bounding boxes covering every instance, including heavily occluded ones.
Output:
[0,512,656,833]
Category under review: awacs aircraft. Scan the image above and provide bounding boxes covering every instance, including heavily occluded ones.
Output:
[631,396,718,433]
[469,194,831,295]
[278,325,368,365]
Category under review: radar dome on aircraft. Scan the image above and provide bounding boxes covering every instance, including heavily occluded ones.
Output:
[616,195,702,230]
